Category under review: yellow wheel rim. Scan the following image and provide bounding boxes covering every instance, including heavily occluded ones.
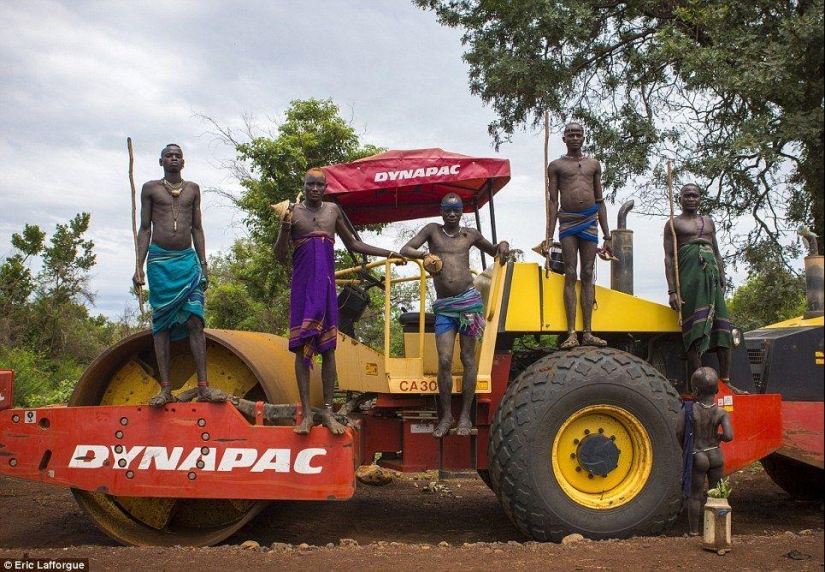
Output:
[552,404,652,510]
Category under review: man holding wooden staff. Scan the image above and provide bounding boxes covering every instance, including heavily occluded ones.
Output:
[132,143,225,407]
[663,183,747,394]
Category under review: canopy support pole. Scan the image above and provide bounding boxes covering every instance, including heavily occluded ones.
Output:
[487,179,498,245]
[473,198,487,270]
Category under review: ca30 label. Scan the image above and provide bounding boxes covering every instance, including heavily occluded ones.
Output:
[398,380,438,392]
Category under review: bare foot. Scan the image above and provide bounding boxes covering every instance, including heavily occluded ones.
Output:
[432,416,454,438]
[294,415,314,435]
[197,385,227,403]
[321,411,346,435]
[560,333,579,350]
[582,332,608,347]
[455,416,473,437]
[149,387,176,408]
[721,379,749,395]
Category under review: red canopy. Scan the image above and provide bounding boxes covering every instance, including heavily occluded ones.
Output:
[321,148,511,226]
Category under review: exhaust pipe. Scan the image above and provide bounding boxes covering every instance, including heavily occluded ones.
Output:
[799,227,823,319]
[611,200,635,295]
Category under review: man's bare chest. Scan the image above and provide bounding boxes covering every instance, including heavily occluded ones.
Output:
[556,160,598,184]
[291,204,336,235]
[675,215,710,241]
[430,229,475,255]
[153,187,194,211]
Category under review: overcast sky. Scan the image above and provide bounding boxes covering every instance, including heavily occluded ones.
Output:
[1,0,750,319]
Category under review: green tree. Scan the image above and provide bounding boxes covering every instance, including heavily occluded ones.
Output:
[1,213,99,359]
[0,214,126,406]
[205,240,288,332]
[727,242,807,331]
[37,213,96,305]
[416,0,824,248]
[29,213,98,358]
[0,224,46,346]
[201,99,387,337]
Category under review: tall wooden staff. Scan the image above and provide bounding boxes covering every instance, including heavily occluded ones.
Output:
[127,137,145,315]
[543,111,551,277]
[667,161,681,324]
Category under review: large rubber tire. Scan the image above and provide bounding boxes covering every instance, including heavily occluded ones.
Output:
[761,454,825,500]
[488,347,683,542]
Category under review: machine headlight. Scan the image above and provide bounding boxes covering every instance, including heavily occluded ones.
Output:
[731,328,743,347]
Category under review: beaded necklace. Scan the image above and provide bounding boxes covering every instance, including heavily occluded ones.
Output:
[162,180,186,233]
[563,154,586,169]
[163,178,185,196]
[441,225,461,238]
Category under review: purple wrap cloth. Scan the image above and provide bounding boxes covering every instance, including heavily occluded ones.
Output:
[289,231,338,366]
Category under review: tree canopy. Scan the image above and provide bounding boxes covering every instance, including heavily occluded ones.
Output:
[200,98,396,343]
[416,0,824,249]
[0,213,140,406]
[727,242,807,330]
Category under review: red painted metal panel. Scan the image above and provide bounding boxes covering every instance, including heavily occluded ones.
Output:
[360,414,402,465]
[475,353,512,470]
[776,401,824,469]
[0,370,12,412]
[439,433,473,471]
[480,352,512,425]
[0,402,356,500]
[373,395,429,409]
[399,422,441,471]
[719,388,783,475]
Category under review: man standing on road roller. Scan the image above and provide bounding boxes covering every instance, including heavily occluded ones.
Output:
[133,143,225,407]
[400,193,509,438]
[546,122,613,350]
[275,168,400,435]
[664,183,747,394]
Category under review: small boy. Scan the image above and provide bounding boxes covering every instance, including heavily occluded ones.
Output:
[676,367,734,535]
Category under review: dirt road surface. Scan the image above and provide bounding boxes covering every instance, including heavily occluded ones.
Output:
[1,463,822,571]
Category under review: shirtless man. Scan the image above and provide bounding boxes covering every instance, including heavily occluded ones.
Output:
[676,367,734,535]
[275,168,399,435]
[400,193,510,438]
[133,144,225,407]
[547,122,612,350]
[664,184,746,394]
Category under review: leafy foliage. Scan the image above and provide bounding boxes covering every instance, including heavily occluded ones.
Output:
[0,347,84,408]
[205,240,289,333]
[201,99,391,343]
[1,214,142,406]
[708,476,732,499]
[352,278,423,357]
[416,0,824,249]
[727,242,806,331]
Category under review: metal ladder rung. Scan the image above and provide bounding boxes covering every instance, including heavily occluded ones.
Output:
[446,428,478,436]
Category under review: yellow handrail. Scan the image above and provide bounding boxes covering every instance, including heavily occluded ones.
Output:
[378,258,427,368]
[333,257,427,365]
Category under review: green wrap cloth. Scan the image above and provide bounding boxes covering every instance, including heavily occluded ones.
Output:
[147,244,205,341]
[677,239,732,355]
